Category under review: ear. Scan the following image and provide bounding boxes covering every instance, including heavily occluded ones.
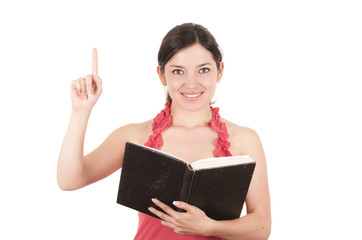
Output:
[217,62,224,83]
[157,65,167,86]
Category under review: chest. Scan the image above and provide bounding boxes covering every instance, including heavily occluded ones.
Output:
[159,126,219,164]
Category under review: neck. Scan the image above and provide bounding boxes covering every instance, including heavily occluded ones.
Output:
[170,102,212,128]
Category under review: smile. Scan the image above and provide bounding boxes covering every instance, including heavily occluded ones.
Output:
[181,92,203,101]
[182,93,202,98]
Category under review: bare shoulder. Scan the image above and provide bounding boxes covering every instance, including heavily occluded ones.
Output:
[110,119,153,145]
[221,118,263,157]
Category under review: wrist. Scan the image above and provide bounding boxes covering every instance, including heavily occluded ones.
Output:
[70,108,92,124]
[71,108,92,117]
[205,219,219,237]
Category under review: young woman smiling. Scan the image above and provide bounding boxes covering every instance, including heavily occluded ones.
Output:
[57,23,271,240]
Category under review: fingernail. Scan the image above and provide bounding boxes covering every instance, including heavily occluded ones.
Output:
[88,90,92,96]
[151,198,156,203]
[173,201,180,206]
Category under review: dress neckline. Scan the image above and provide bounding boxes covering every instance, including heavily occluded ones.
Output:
[144,102,232,157]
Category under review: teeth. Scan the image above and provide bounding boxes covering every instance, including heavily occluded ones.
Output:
[183,93,201,98]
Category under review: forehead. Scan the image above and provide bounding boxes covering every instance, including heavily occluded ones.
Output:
[166,44,215,67]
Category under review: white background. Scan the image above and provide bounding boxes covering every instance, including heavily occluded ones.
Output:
[1,0,361,239]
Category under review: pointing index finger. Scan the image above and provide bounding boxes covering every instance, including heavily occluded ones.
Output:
[92,48,98,74]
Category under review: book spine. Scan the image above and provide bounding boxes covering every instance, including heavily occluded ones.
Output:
[177,165,195,212]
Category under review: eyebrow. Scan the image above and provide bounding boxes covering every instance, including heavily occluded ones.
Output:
[169,63,212,68]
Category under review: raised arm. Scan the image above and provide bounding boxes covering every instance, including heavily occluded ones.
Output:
[57,48,121,190]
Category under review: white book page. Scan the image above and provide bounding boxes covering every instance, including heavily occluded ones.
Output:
[134,142,255,169]
[190,155,254,170]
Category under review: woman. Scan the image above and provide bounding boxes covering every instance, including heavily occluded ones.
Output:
[57,23,271,240]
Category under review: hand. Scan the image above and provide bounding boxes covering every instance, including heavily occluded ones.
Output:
[71,48,103,112]
[148,198,216,236]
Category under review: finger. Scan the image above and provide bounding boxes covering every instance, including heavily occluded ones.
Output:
[85,75,93,96]
[92,72,102,95]
[173,201,195,213]
[71,78,82,96]
[148,207,174,222]
[92,48,98,75]
[152,198,177,217]
[161,220,177,231]
[80,78,87,99]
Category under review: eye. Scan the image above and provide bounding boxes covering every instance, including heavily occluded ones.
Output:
[172,69,184,75]
[199,68,210,74]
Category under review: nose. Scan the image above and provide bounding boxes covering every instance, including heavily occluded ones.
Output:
[184,73,198,88]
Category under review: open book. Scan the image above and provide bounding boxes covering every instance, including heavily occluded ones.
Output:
[117,142,256,220]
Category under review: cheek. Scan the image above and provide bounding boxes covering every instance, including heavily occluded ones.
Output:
[199,75,218,88]
[164,74,217,91]
[164,76,183,90]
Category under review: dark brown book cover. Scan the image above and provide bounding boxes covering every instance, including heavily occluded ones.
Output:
[117,142,255,220]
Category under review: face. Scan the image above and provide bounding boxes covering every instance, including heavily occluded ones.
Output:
[158,43,224,111]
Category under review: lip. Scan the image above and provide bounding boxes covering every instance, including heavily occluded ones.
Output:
[181,92,203,101]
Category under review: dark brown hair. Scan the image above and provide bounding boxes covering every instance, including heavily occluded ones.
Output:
[158,23,223,102]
